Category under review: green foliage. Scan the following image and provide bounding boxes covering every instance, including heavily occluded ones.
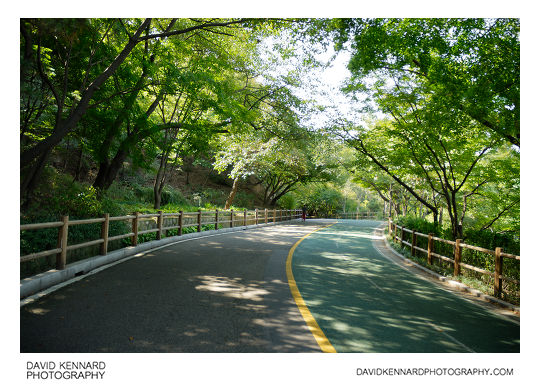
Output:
[394,213,519,303]
[463,229,519,256]
[277,193,296,209]
[160,187,187,206]
[387,235,519,305]
[395,214,519,255]
[337,18,520,146]
[397,215,441,237]
[296,184,342,217]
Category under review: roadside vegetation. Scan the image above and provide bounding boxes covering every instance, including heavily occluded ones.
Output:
[20,18,519,288]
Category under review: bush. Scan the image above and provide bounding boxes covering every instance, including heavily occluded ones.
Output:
[231,190,256,209]
[133,185,155,203]
[161,187,187,206]
[298,186,342,217]
[277,193,296,209]
[397,215,441,237]
[463,228,519,256]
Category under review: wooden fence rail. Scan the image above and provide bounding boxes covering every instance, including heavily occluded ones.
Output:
[336,211,382,220]
[387,219,519,299]
[21,209,302,272]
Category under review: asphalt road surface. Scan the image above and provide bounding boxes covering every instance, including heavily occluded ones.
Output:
[20,223,323,353]
[20,220,519,353]
[291,220,520,353]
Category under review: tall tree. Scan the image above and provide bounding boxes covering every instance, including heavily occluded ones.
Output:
[333,18,520,147]
[20,18,253,202]
[346,73,515,239]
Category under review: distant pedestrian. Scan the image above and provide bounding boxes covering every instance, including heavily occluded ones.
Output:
[302,205,307,222]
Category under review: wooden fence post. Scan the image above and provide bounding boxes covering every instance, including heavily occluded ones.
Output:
[427,233,433,265]
[388,218,391,235]
[273,209,276,223]
[494,247,503,298]
[411,230,416,257]
[400,226,404,248]
[454,239,462,277]
[56,215,69,270]
[230,210,234,228]
[215,209,219,230]
[178,211,183,236]
[157,211,163,240]
[132,212,139,246]
[243,209,247,226]
[197,209,202,232]
[100,213,109,255]
[265,208,268,224]
[255,208,259,225]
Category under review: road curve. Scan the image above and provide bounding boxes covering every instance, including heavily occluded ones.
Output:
[20,219,519,353]
[290,220,520,353]
[20,223,324,353]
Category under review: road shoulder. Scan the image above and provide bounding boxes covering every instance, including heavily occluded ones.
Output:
[371,226,520,325]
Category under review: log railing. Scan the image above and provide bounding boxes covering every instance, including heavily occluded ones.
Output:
[20,209,302,272]
[387,219,519,299]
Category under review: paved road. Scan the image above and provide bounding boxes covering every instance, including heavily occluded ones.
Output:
[291,220,520,353]
[20,223,323,353]
[20,220,519,353]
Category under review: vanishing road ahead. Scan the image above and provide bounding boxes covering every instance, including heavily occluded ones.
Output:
[20,220,519,353]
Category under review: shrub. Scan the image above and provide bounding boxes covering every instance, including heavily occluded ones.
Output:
[277,193,296,209]
[161,187,187,206]
[397,215,441,237]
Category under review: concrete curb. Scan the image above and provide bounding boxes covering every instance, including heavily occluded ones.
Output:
[20,219,301,300]
[379,230,519,313]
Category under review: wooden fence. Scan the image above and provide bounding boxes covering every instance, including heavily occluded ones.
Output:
[387,219,519,299]
[20,209,302,272]
[335,211,382,220]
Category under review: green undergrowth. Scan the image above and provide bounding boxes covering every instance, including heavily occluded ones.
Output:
[385,234,519,306]
[20,169,259,279]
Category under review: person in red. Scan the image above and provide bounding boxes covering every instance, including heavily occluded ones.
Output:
[302,205,307,222]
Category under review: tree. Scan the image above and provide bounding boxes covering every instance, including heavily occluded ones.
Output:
[20,18,255,203]
[333,18,520,147]
[213,129,341,208]
[346,78,515,239]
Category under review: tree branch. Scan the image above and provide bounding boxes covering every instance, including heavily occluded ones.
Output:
[136,19,247,42]
[480,199,519,231]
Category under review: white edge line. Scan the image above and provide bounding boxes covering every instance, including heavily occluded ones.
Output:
[427,322,476,353]
[370,225,520,327]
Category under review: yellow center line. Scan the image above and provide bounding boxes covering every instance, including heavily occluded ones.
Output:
[286,222,337,353]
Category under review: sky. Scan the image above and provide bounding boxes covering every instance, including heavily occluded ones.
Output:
[257,31,371,132]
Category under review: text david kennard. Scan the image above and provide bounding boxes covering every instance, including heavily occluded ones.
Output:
[27,361,106,380]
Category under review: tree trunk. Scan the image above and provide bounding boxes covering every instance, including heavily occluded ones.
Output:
[21,149,51,207]
[20,19,152,169]
[225,177,240,210]
[73,144,84,182]
[92,150,127,191]
[153,153,168,210]
[153,186,162,210]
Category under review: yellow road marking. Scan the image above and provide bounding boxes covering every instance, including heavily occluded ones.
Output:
[286,222,337,353]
